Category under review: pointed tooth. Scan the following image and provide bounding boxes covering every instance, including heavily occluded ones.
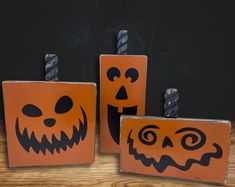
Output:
[41,135,54,155]
[22,128,30,151]
[73,126,80,145]
[79,106,88,140]
[52,134,60,153]
[60,131,67,151]
[30,132,41,154]
[79,119,86,140]
[61,130,73,148]
[15,118,30,152]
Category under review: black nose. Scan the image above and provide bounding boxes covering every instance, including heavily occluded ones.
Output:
[162,136,173,148]
[115,85,128,100]
[44,118,56,127]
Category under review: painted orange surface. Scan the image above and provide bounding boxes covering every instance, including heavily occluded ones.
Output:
[120,116,231,184]
[100,55,147,153]
[2,81,96,167]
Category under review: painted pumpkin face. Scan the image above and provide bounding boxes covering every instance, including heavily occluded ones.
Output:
[120,116,231,184]
[3,81,96,167]
[100,55,147,152]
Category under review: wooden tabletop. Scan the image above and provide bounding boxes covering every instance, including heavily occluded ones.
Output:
[0,121,235,186]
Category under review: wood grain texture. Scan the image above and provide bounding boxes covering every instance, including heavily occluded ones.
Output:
[0,121,234,187]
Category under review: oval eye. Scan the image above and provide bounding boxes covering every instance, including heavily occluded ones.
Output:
[175,127,206,151]
[125,68,139,82]
[55,96,73,114]
[22,104,42,117]
[138,125,159,145]
[107,67,120,81]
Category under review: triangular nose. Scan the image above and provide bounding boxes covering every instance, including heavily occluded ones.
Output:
[162,136,173,148]
[115,85,128,100]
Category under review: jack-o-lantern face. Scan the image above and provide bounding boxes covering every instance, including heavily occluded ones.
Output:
[3,81,96,167]
[120,116,231,184]
[100,55,147,153]
[16,95,87,155]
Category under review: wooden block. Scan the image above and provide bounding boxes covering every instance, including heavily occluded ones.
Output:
[2,81,96,167]
[100,55,147,153]
[120,116,231,184]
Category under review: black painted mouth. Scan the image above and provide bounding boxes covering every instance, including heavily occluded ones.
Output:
[15,106,87,155]
[127,130,223,172]
[108,104,137,144]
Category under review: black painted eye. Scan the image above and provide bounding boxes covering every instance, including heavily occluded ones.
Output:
[138,125,159,145]
[125,68,139,82]
[107,67,121,81]
[55,96,73,114]
[175,127,206,151]
[22,104,42,117]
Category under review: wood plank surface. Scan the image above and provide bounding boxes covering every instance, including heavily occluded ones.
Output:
[0,121,234,186]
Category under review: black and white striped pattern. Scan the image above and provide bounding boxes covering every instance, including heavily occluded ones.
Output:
[45,54,59,81]
[164,88,179,118]
[117,30,128,55]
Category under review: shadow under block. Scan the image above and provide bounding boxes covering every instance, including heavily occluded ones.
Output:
[99,55,147,153]
[120,116,231,184]
[2,81,96,167]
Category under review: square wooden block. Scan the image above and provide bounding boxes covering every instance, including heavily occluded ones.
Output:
[3,81,96,167]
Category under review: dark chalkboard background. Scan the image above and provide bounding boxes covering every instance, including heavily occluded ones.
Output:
[0,1,234,120]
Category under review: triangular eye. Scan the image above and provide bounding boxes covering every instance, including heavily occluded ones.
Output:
[55,96,73,114]
[22,104,42,117]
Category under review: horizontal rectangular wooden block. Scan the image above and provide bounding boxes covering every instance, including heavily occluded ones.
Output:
[120,116,231,184]
[3,81,96,167]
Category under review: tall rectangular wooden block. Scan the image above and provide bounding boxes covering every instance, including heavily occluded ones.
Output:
[100,55,147,153]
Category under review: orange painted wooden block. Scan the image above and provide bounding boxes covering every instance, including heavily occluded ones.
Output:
[99,55,147,153]
[120,116,231,184]
[2,81,96,167]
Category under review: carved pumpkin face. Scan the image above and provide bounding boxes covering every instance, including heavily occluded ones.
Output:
[3,81,96,167]
[120,116,231,184]
[100,55,147,152]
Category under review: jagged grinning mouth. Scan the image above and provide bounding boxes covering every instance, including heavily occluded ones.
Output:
[127,130,223,172]
[108,104,137,144]
[15,106,87,155]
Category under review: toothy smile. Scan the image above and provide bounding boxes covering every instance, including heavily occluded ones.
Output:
[15,106,88,155]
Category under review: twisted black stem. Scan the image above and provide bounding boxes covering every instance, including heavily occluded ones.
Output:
[45,54,58,81]
[117,30,128,55]
[164,88,179,118]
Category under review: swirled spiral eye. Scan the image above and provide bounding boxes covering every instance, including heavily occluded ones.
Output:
[175,127,206,151]
[138,125,159,145]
